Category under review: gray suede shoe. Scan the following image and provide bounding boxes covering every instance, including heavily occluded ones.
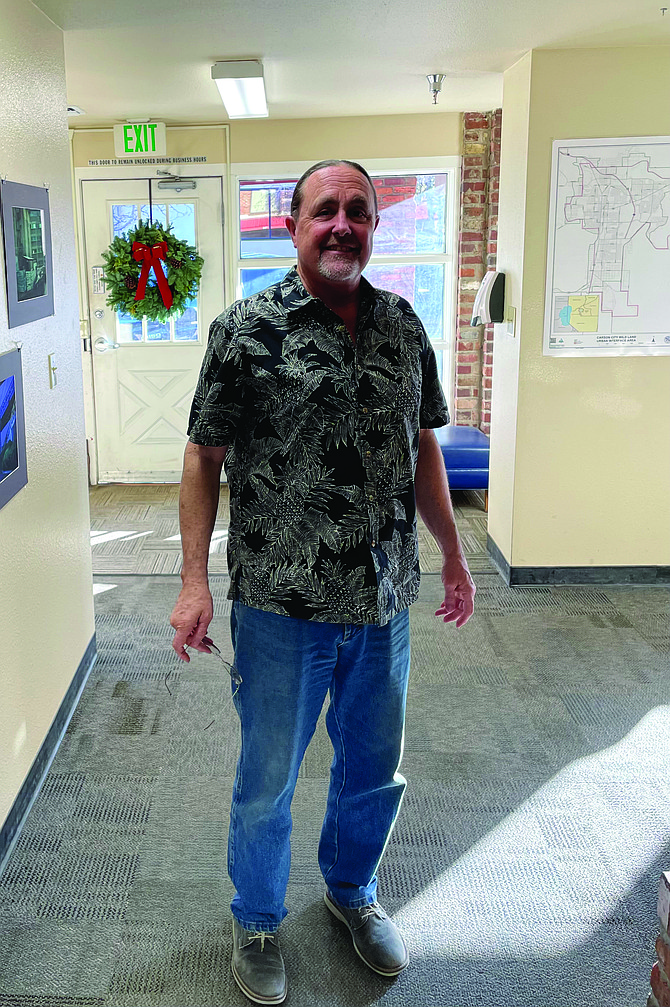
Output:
[324,890,409,976]
[231,917,287,1005]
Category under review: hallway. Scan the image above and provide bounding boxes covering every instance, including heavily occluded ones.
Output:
[2,1,670,1003]
[0,490,668,1005]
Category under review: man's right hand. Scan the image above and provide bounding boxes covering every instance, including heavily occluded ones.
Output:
[170,582,214,662]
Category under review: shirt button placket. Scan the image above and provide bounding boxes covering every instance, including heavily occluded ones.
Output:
[355,340,377,554]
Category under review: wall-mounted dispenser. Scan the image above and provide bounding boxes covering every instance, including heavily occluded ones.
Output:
[471,270,505,326]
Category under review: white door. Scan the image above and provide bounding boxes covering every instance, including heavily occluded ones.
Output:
[82,177,225,482]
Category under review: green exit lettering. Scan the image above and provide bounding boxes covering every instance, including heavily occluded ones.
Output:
[123,123,159,154]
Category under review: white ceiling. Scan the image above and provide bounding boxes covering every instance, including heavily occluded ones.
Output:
[33,0,670,126]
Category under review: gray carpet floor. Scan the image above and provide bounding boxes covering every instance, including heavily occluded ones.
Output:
[1,492,669,1006]
[88,484,495,577]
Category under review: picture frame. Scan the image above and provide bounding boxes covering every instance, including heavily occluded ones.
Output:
[0,348,28,512]
[0,180,54,327]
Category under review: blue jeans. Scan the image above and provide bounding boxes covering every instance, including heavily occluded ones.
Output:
[227,600,411,933]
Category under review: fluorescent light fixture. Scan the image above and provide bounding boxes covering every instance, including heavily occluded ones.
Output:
[211,60,268,119]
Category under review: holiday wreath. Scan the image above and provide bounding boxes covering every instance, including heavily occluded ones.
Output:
[100,219,204,324]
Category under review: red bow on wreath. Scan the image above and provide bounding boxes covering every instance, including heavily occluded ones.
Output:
[132,241,173,310]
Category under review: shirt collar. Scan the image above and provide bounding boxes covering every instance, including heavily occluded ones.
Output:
[280,265,377,317]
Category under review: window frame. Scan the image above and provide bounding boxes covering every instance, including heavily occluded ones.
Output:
[229,156,461,418]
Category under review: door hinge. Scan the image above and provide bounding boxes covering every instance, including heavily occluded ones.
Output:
[80,318,91,353]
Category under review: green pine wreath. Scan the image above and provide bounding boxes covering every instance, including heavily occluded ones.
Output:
[100,218,204,324]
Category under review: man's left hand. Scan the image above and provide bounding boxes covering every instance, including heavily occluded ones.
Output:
[435,553,476,628]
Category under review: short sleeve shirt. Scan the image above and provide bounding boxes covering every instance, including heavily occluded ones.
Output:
[188,266,449,626]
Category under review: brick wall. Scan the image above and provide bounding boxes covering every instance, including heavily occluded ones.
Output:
[454,109,502,432]
[374,176,418,213]
[366,176,421,304]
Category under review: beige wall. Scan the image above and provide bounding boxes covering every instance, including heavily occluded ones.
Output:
[487,53,531,560]
[490,46,670,568]
[71,112,462,167]
[0,0,95,829]
[230,113,461,162]
[72,126,228,167]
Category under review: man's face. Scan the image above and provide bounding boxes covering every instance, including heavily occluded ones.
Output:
[285,166,379,293]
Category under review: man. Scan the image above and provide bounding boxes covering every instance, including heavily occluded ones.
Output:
[170,160,475,1005]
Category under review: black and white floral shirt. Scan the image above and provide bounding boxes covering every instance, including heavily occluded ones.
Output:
[188,266,449,626]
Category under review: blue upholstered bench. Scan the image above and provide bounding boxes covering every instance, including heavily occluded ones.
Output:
[434,425,490,507]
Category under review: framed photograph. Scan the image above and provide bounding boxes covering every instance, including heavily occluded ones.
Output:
[0,348,28,511]
[0,180,54,327]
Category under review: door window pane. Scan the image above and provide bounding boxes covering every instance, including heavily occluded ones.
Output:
[169,203,196,245]
[240,267,289,299]
[147,318,170,341]
[112,204,138,239]
[371,175,447,255]
[174,298,198,341]
[140,203,167,229]
[239,181,296,259]
[363,263,445,345]
[116,311,143,342]
[169,204,199,341]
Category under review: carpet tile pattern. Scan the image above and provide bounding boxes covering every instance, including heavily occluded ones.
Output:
[1,489,669,1005]
[88,484,495,577]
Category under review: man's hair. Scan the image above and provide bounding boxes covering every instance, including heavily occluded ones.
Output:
[290,159,378,219]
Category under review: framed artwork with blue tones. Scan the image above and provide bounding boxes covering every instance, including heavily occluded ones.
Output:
[0,181,54,327]
[0,348,28,512]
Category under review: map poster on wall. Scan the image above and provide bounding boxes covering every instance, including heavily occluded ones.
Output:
[544,136,670,356]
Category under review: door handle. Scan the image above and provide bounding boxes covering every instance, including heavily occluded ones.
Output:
[94,336,120,352]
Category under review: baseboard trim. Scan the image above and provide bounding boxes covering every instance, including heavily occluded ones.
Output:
[486,534,511,584]
[0,634,97,877]
[486,535,670,586]
[98,471,181,484]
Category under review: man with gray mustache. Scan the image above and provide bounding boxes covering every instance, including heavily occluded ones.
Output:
[171,159,475,1004]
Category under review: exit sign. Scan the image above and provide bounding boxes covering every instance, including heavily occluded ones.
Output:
[113,122,167,157]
